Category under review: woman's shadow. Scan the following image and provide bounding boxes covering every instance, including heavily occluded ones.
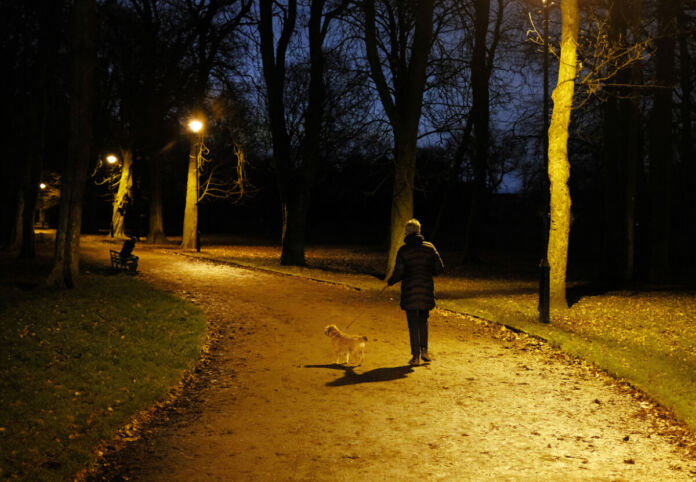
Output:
[304,364,415,386]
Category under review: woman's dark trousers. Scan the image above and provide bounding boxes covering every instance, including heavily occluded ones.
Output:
[406,309,429,357]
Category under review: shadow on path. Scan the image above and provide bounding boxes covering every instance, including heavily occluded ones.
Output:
[305,364,414,386]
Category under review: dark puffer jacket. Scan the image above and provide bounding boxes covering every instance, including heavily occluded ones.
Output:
[387,233,444,311]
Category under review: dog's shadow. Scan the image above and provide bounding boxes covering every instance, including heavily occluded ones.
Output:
[304,364,415,386]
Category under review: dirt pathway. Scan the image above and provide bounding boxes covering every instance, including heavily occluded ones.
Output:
[84,241,696,481]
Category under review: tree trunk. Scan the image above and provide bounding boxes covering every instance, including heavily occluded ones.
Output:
[11,191,24,250]
[281,188,310,265]
[363,0,434,277]
[623,44,643,283]
[147,154,167,243]
[45,0,96,288]
[181,139,200,249]
[648,0,676,284]
[622,0,643,284]
[259,0,306,265]
[19,172,39,259]
[623,95,641,284]
[18,0,60,258]
[430,119,473,242]
[386,133,417,274]
[19,94,46,257]
[111,148,134,239]
[601,92,625,282]
[678,9,695,273]
[546,0,578,310]
[278,0,328,266]
[462,0,491,263]
[601,0,633,284]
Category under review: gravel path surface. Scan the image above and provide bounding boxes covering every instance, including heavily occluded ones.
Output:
[83,241,696,481]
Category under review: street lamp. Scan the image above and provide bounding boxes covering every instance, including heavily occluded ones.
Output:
[539,0,551,323]
[188,119,203,134]
[100,153,123,237]
[38,182,48,227]
[188,118,204,252]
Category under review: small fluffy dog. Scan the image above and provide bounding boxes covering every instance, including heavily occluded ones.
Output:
[324,324,367,366]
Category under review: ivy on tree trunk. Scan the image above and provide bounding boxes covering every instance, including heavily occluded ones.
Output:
[181,139,200,250]
[546,0,578,310]
[111,148,134,239]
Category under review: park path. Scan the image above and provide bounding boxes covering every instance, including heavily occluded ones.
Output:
[82,239,696,481]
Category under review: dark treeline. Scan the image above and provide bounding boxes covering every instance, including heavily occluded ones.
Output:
[1,0,695,289]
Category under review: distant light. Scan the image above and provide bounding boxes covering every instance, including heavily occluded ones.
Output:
[188,119,204,133]
[39,183,46,190]
[106,154,118,164]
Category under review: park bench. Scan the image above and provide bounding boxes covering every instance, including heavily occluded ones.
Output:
[110,237,139,273]
[110,250,139,273]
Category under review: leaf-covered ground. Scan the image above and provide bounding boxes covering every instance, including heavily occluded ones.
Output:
[180,237,696,434]
[80,236,696,480]
[6,233,696,480]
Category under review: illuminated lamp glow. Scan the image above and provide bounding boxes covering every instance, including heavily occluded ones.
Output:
[188,119,204,133]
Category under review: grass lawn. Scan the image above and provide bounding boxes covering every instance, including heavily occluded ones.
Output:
[0,262,206,481]
[188,240,696,433]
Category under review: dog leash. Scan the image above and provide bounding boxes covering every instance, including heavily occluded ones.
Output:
[344,284,389,331]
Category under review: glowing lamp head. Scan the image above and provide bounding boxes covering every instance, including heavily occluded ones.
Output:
[106,154,118,164]
[188,119,204,133]
[39,183,46,190]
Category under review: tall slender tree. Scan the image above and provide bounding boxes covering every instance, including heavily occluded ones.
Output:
[111,148,134,238]
[0,2,66,255]
[547,0,579,310]
[103,0,182,244]
[18,1,64,258]
[362,0,434,276]
[258,0,298,262]
[600,0,643,285]
[180,0,252,250]
[678,8,696,273]
[45,0,97,288]
[649,0,677,283]
[258,0,347,265]
[462,0,504,262]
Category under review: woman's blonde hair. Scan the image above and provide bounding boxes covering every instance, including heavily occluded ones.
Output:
[405,218,421,235]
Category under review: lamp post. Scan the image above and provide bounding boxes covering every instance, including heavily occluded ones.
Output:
[538,0,551,323]
[37,183,47,228]
[104,153,121,237]
[188,119,204,252]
